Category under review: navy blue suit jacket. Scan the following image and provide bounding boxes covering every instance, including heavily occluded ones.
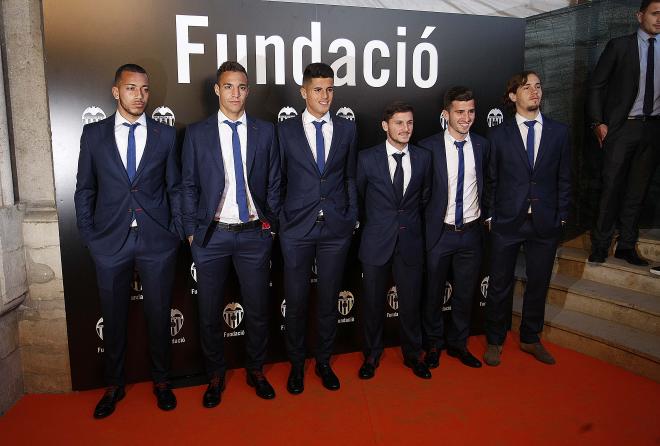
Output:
[74,114,182,256]
[357,143,432,266]
[182,113,281,247]
[418,131,490,251]
[485,116,572,237]
[278,115,357,238]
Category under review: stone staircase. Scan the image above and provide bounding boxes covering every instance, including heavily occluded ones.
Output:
[511,230,660,381]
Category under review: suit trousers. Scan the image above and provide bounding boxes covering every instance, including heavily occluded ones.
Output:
[191,226,273,377]
[423,224,483,350]
[485,218,559,345]
[280,221,352,366]
[93,228,178,386]
[361,248,424,363]
[591,120,660,251]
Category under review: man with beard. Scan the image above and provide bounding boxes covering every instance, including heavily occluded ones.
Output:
[483,71,571,366]
[356,101,432,380]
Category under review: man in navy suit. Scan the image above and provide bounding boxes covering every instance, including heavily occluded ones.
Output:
[75,64,181,418]
[483,71,571,366]
[182,61,280,405]
[356,102,432,380]
[420,87,489,370]
[278,63,357,393]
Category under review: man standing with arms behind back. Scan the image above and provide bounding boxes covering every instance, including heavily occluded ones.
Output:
[75,64,182,418]
[483,71,571,367]
[588,0,660,267]
[182,61,280,406]
[278,63,358,394]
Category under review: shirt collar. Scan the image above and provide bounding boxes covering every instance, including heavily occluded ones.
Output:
[515,112,543,127]
[638,28,655,43]
[444,130,471,148]
[303,109,331,125]
[385,140,408,156]
[217,109,247,125]
[115,112,146,128]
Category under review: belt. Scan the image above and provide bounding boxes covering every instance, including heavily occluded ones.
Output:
[214,219,261,232]
[628,115,660,121]
[443,218,481,232]
[316,215,325,223]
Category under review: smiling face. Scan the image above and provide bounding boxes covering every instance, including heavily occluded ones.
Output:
[300,77,334,118]
[445,99,475,140]
[509,73,542,116]
[382,111,414,150]
[214,70,249,121]
[112,70,149,122]
[638,2,660,36]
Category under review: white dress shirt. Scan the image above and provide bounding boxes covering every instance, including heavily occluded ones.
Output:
[516,111,543,213]
[385,141,411,195]
[302,109,333,164]
[215,110,258,223]
[114,112,147,227]
[444,131,480,225]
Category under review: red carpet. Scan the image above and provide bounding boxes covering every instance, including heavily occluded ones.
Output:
[2,337,659,445]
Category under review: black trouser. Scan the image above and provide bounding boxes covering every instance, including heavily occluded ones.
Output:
[591,119,660,252]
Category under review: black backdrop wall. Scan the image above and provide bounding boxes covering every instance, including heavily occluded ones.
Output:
[43,0,524,390]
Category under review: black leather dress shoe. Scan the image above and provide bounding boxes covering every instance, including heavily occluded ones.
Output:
[447,347,482,368]
[247,370,276,400]
[287,365,304,395]
[424,348,440,369]
[93,385,125,419]
[403,357,432,379]
[358,361,376,380]
[614,248,649,266]
[588,249,607,263]
[202,373,225,408]
[153,382,177,411]
[315,363,340,390]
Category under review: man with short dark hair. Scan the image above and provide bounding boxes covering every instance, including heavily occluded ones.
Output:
[182,61,281,406]
[483,71,571,366]
[75,63,182,418]
[588,0,660,265]
[356,102,432,380]
[278,62,358,393]
[420,87,489,370]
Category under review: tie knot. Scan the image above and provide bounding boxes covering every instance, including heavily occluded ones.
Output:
[524,120,536,128]
[313,120,326,130]
[224,120,241,130]
[650,37,656,44]
[123,122,140,131]
[392,152,405,163]
[454,140,466,150]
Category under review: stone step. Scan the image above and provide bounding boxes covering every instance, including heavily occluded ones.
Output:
[514,272,660,335]
[511,293,660,382]
[554,246,660,296]
[563,229,660,263]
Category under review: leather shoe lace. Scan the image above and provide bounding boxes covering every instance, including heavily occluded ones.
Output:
[424,348,440,369]
[202,373,225,408]
[447,347,482,368]
[93,385,125,419]
[315,363,340,390]
[247,370,276,400]
[153,382,177,411]
[358,360,376,380]
[287,365,304,395]
[403,356,432,379]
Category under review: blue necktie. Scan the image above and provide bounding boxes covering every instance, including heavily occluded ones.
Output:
[224,120,250,223]
[122,122,139,181]
[313,120,326,174]
[644,37,655,116]
[524,120,536,169]
[392,152,405,204]
[454,140,466,228]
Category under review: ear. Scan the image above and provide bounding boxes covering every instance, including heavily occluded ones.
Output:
[381,121,388,133]
[300,86,307,100]
[508,91,517,104]
[636,11,643,25]
[441,110,448,120]
[214,83,220,98]
[112,85,119,100]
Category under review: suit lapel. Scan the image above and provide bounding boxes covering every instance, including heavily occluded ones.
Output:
[471,133,484,198]
[104,114,131,184]
[403,146,421,203]
[292,115,319,173]
[208,115,225,176]
[534,117,551,170]
[324,116,341,172]
[630,33,640,92]
[375,144,396,203]
[246,115,258,176]
[505,119,531,173]
[133,118,157,184]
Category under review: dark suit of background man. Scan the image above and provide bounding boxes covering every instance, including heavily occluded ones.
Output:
[483,71,571,367]
[588,0,660,267]
[278,63,357,394]
[420,87,489,371]
[356,102,432,380]
[182,61,280,406]
[74,64,181,418]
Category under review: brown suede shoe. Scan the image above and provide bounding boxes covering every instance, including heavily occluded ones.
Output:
[520,342,556,365]
[483,344,503,366]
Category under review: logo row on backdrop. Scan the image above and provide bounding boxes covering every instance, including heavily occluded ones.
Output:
[81,106,505,128]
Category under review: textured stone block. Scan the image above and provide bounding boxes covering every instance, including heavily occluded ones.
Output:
[18,317,68,347]
[0,348,24,414]
[20,344,70,376]
[22,219,60,249]
[0,310,19,359]
[27,279,64,300]
[26,246,62,280]
[23,372,70,393]
[0,247,28,306]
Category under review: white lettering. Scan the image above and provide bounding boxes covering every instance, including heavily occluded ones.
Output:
[293,21,321,85]
[255,35,286,84]
[329,38,356,86]
[176,15,209,83]
[412,27,437,89]
[363,40,390,87]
